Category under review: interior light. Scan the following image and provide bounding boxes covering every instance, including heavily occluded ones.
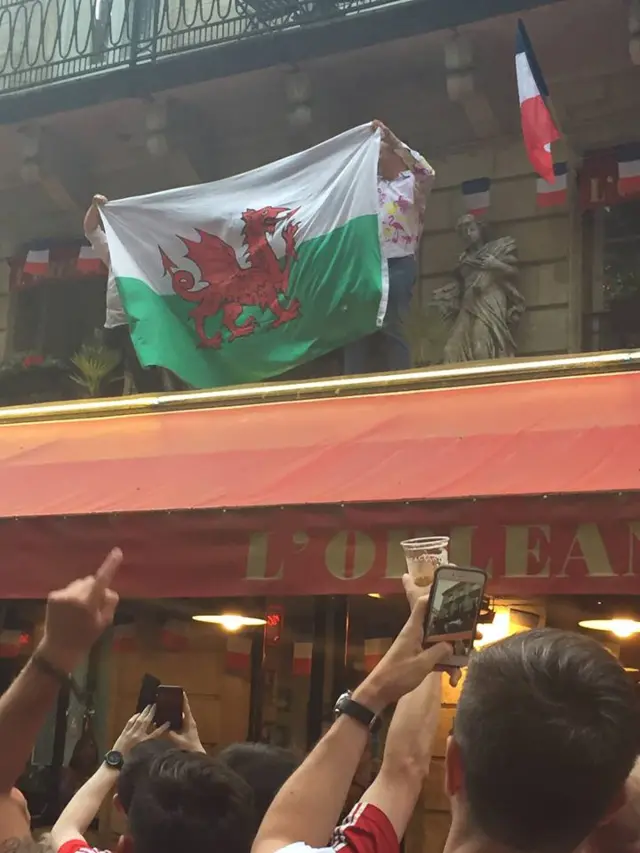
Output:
[192,614,266,632]
[474,608,512,649]
[367,593,383,599]
[579,618,640,638]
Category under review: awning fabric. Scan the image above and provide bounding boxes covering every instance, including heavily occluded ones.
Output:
[2,370,640,519]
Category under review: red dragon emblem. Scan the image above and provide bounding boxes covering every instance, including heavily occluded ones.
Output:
[159,206,301,349]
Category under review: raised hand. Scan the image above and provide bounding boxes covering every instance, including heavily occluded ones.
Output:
[39,548,123,673]
[167,693,206,753]
[112,705,169,757]
[353,596,453,714]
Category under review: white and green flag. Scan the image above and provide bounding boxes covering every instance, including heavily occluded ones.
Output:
[101,125,387,388]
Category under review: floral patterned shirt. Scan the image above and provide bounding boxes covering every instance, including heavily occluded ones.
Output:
[378,144,435,260]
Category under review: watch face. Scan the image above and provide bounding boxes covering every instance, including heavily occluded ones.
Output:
[334,691,352,716]
[104,750,124,769]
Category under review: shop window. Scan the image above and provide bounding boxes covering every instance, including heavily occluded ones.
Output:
[11,277,106,359]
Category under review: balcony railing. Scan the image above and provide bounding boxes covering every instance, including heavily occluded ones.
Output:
[0,0,403,94]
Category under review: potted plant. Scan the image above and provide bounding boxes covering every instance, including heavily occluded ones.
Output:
[70,340,122,398]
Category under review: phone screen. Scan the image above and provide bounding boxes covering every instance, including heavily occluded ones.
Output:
[424,566,487,664]
[155,685,184,731]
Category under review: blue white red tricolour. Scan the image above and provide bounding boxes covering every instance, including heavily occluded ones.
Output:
[462,177,491,217]
[536,162,568,208]
[616,143,640,197]
[516,20,559,184]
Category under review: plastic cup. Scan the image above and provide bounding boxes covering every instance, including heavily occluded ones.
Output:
[401,536,450,587]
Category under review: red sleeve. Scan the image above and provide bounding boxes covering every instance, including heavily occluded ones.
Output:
[331,803,399,853]
[58,840,106,853]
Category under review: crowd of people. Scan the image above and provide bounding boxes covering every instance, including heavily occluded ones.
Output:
[1,547,640,853]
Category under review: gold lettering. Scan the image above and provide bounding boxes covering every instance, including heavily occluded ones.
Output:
[449,526,475,567]
[326,531,375,581]
[560,523,614,577]
[246,533,282,580]
[245,531,309,580]
[504,525,551,578]
[626,522,640,577]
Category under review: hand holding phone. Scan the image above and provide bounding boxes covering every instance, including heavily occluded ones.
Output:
[155,685,184,731]
[423,565,487,668]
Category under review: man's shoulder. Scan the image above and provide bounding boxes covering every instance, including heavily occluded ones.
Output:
[273,803,398,853]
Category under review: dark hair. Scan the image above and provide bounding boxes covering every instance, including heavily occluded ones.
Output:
[117,740,173,813]
[218,742,300,829]
[454,629,639,853]
[127,748,254,853]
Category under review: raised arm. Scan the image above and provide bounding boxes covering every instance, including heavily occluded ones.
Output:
[0,549,123,848]
[83,194,110,267]
[51,706,167,851]
[360,673,442,840]
[252,598,452,853]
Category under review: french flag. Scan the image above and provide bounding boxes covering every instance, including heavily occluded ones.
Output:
[77,244,105,275]
[23,249,49,277]
[616,143,640,197]
[536,162,568,208]
[462,178,491,217]
[516,20,559,184]
[292,641,313,676]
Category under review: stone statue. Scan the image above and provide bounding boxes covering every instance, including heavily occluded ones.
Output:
[433,213,525,363]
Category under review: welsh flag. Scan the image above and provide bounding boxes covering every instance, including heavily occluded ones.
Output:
[100,126,387,389]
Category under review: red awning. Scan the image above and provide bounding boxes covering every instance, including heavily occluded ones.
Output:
[2,370,640,519]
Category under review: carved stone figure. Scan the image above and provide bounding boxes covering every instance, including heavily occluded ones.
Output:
[433,214,525,363]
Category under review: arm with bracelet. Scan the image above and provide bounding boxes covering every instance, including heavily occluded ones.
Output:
[0,549,123,851]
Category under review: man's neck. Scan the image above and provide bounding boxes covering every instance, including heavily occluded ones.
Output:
[443,817,515,853]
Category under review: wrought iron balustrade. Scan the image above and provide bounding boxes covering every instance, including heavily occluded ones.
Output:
[0,0,404,94]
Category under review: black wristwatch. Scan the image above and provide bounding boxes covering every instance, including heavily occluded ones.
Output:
[104,749,124,771]
[334,691,381,733]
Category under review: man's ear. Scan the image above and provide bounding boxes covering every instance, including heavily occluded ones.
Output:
[597,785,627,827]
[444,736,464,798]
[113,792,125,814]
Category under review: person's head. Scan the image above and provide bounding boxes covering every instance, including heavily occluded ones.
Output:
[115,739,173,815]
[456,213,483,248]
[218,742,300,829]
[378,142,405,182]
[447,628,639,853]
[127,748,254,853]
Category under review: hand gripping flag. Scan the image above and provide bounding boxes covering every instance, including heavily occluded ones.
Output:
[515,20,559,184]
[100,126,387,389]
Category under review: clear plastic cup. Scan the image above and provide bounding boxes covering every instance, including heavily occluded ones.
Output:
[401,536,450,587]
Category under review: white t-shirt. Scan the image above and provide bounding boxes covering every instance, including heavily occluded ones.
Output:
[85,226,127,329]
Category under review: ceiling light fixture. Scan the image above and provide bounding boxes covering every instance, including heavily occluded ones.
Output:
[578,618,640,638]
[192,614,266,632]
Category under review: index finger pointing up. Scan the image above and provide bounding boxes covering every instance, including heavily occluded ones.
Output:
[93,548,123,596]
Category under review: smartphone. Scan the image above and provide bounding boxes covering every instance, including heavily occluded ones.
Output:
[423,565,488,667]
[155,685,184,731]
[136,673,161,714]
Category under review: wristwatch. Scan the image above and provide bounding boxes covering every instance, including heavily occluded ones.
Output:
[104,749,124,771]
[334,691,381,733]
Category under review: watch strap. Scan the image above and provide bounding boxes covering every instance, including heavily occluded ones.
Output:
[337,695,380,732]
